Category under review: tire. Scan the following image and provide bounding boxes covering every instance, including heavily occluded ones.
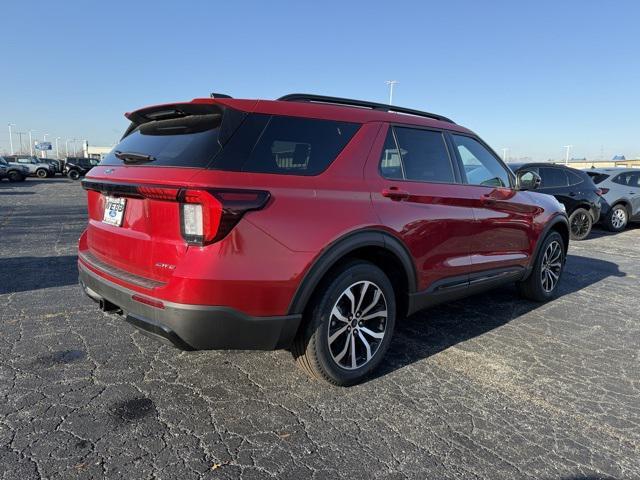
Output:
[604,204,628,232]
[568,207,592,240]
[68,170,81,180]
[7,171,24,182]
[517,231,565,302]
[36,168,49,178]
[292,260,396,386]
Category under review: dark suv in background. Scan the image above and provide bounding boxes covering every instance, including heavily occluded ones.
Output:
[65,157,98,180]
[511,163,601,240]
[79,93,569,385]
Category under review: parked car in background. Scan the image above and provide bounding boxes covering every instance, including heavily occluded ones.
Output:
[40,158,63,175]
[0,156,28,182]
[586,168,640,232]
[78,93,569,385]
[511,163,601,240]
[64,157,99,180]
[4,155,55,178]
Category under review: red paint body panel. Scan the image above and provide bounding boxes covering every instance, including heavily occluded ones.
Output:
[80,96,566,321]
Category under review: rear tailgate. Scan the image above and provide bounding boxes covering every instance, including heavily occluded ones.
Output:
[81,100,253,283]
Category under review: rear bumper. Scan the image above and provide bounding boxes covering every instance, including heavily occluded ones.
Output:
[79,262,302,351]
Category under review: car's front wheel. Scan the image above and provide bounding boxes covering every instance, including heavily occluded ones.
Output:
[568,207,592,240]
[518,231,565,302]
[36,168,49,178]
[604,204,628,232]
[68,169,80,180]
[292,261,396,386]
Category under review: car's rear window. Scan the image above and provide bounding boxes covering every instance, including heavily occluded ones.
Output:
[211,114,360,176]
[101,112,226,168]
[586,172,610,184]
[102,108,359,175]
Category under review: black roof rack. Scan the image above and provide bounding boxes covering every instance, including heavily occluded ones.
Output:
[278,93,455,124]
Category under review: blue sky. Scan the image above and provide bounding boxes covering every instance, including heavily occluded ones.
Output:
[1,0,638,160]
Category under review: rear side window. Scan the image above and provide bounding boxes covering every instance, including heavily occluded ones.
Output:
[613,171,640,187]
[237,116,359,175]
[539,167,568,188]
[566,170,584,186]
[380,127,455,183]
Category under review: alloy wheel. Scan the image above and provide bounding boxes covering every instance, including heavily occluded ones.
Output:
[570,212,590,238]
[611,208,627,230]
[327,281,388,370]
[540,240,563,293]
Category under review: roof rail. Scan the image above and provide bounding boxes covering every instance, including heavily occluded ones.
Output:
[278,93,455,124]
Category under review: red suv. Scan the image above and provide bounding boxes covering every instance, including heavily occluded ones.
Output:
[78,94,568,385]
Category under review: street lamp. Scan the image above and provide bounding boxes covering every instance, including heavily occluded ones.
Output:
[385,80,399,105]
[563,145,573,166]
[28,130,36,156]
[65,139,70,157]
[502,148,509,162]
[7,123,15,155]
[55,137,60,159]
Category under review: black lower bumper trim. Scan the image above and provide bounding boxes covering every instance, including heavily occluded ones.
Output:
[79,262,302,351]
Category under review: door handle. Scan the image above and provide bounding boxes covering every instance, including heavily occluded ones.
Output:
[382,188,410,201]
[569,192,577,197]
[481,194,497,205]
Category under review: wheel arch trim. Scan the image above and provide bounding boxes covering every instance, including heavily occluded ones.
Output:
[524,214,569,280]
[287,229,417,315]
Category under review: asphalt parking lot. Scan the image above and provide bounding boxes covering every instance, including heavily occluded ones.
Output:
[1,178,639,480]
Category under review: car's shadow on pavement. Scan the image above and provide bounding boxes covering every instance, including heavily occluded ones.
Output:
[367,253,626,382]
[0,255,78,294]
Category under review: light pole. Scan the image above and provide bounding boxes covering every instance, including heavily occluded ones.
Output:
[502,148,509,162]
[28,130,36,156]
[563,145,572,166]
[385,80,399,105]
[55,137,60,159]
[65,139,70,157]
[16,131,25,154]
[7,123,15,155]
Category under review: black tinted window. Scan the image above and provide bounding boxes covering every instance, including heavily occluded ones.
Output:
[101,113,224,168]
[239,116,359,175]
[613,172,640,187]
[586,172,609,184]
[539,167,568,188]
[390,127,454,183]
[566,170,584,186]
[452,135,510,188]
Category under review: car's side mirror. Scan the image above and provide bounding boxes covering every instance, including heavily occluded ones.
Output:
[516,170,542,191]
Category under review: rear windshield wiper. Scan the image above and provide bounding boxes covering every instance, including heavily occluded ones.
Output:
[114,151,156,164]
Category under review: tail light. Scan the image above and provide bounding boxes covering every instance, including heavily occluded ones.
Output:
[82,180,269,245]
[596,188,609,196]
[179,189,270,245]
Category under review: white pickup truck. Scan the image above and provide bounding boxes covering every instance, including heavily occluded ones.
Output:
[4,155,55,178]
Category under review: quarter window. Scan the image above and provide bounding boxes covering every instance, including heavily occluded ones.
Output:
[566,170,584,186]
[380,127,454,183]
[451,135,511,188]
[240,116,360,175]
[539,167,568,188]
